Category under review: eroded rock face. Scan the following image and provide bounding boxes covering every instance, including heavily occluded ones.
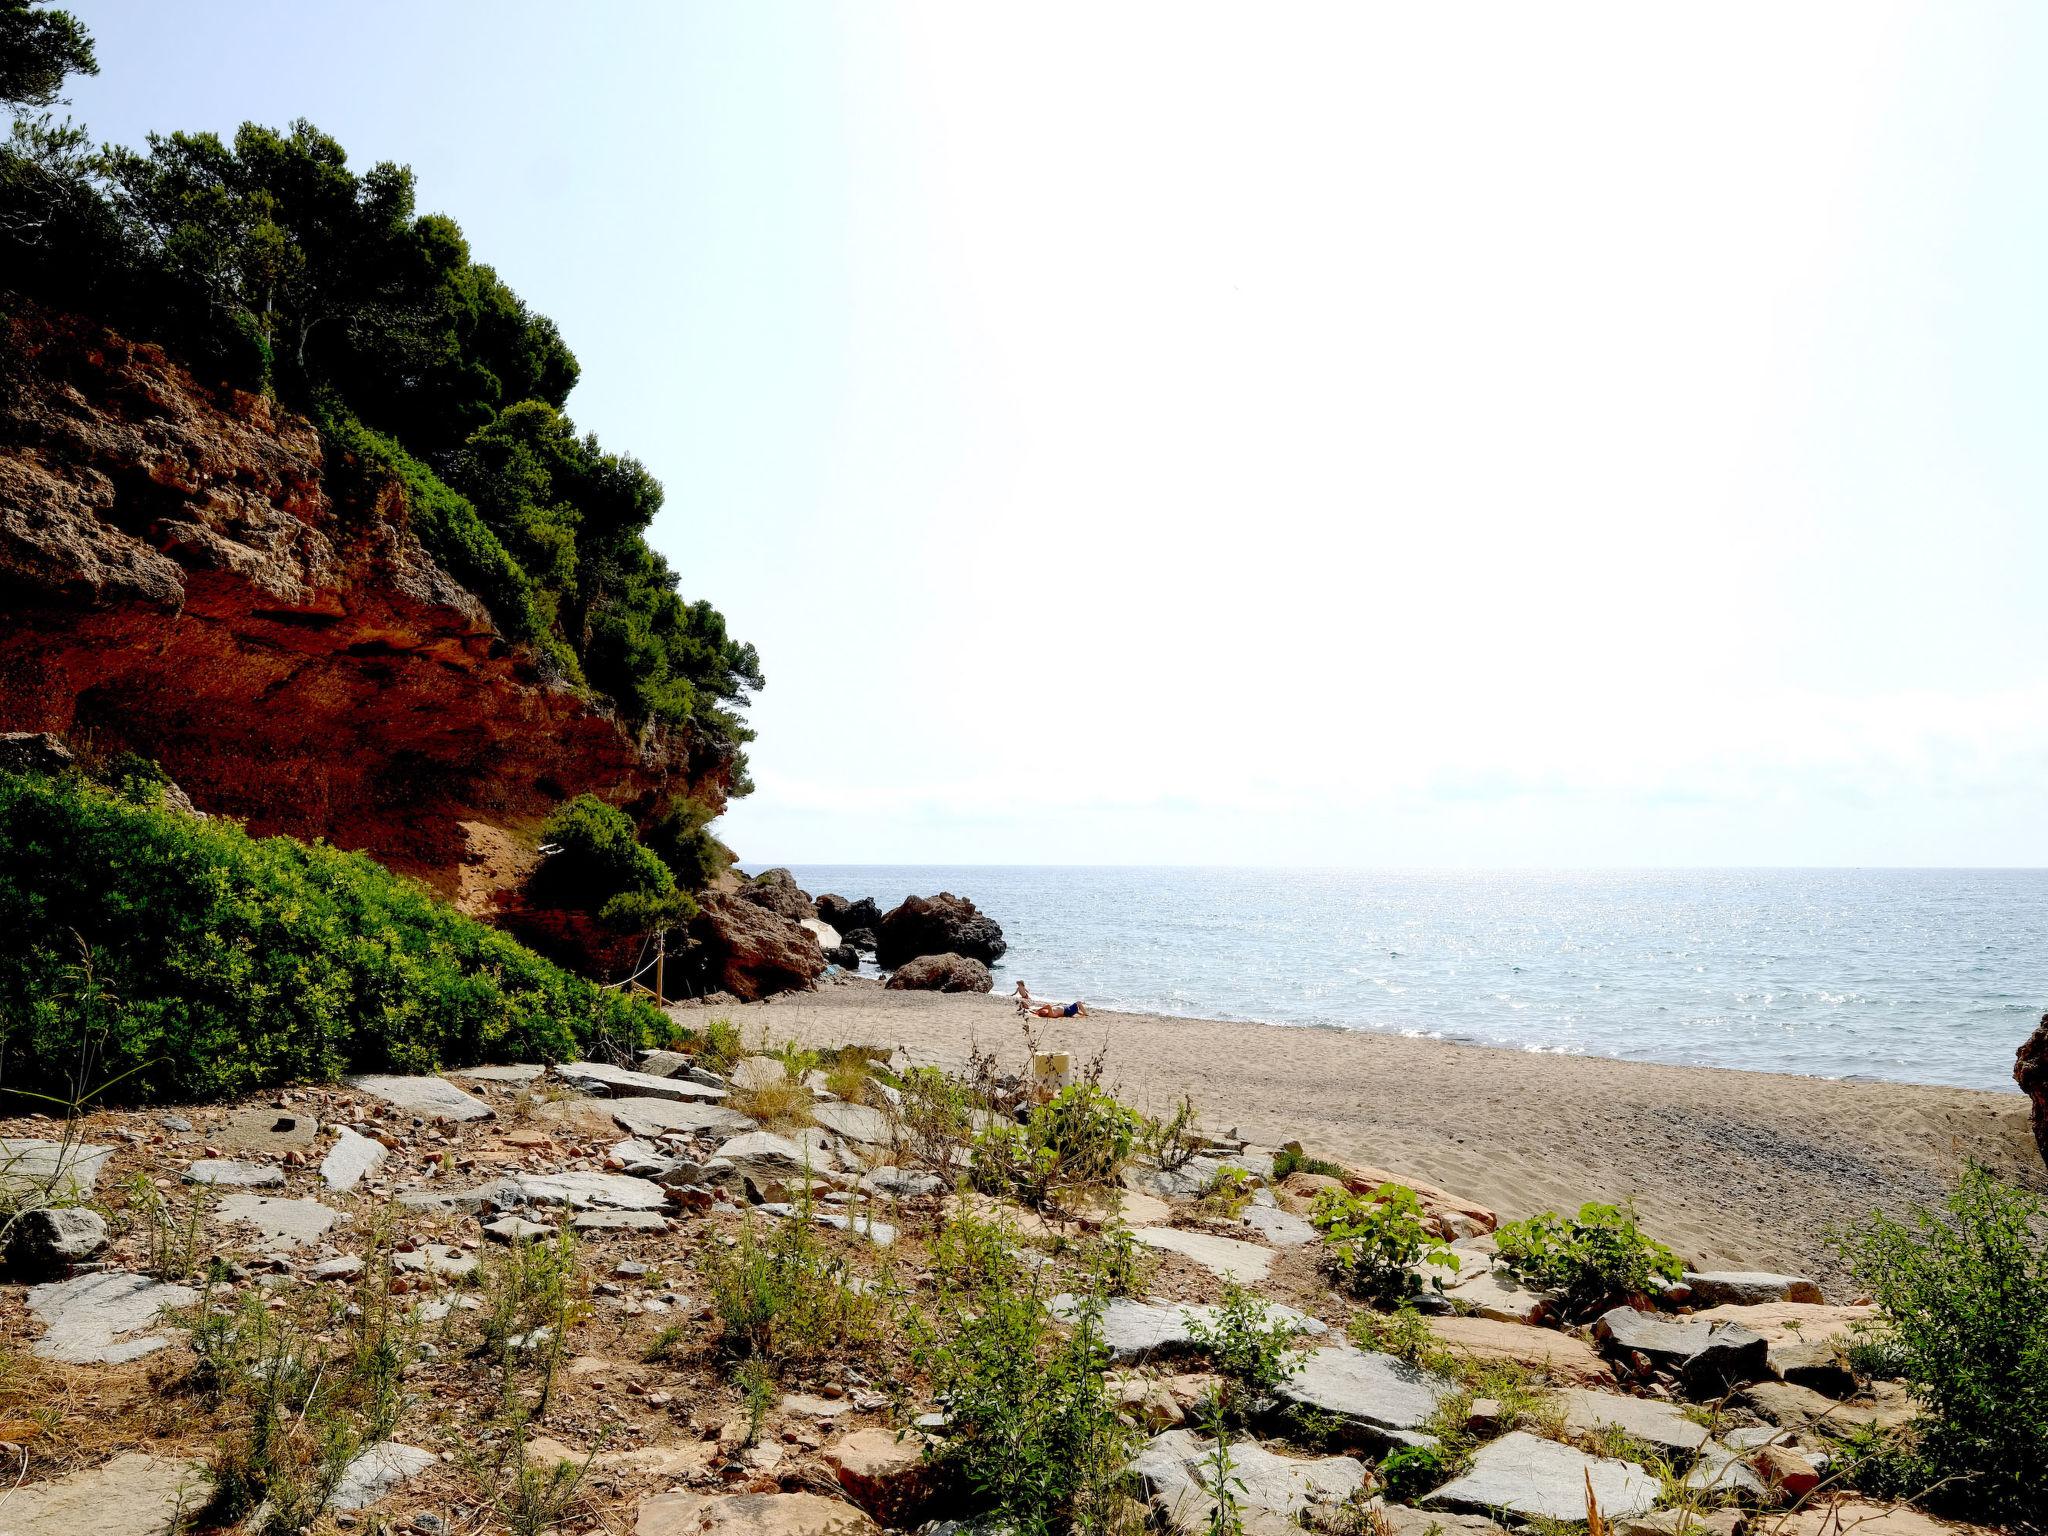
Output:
[690,893,826,1001]
[0,304,713,891]
[740,868,815,924]
[875,892,1006,967]
[2017,1011,2048,1171]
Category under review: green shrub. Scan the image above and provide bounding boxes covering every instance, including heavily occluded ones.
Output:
[531,794,689,929]
[1837,1163,2048,1529]
[703,1209,880,1366]
[895,1066,978,1176]
[1347,1302,1442,1369]
[1196,1164,1256,1219]
[0,771,659,1104]
[688,1016,743,1075]
[1310,1183,1458,1306]
[1374,1441,1458,1505]
[912,1216,1136,1536]
[1492,1200,1681,1317]
[1183,1284,1308,1413]
[970,1085,1145,1211]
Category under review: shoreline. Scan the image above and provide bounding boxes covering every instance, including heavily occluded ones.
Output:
[708,978,2043,1286]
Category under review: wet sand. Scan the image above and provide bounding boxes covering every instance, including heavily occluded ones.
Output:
[706,979,2041,1286]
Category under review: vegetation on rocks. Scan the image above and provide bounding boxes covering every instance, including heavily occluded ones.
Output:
[1493,1199,1684,1317]
[1309,1181,1458,1305]
[1837,1163,2048,1529]
[0,769,658,1103]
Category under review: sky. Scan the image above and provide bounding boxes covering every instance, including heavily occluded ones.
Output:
[60,3,2048,866]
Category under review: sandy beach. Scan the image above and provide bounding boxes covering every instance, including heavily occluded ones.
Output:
[710,979,2042,1286]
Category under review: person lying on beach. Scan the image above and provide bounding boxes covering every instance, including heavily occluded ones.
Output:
[1030,1000,1088,1018]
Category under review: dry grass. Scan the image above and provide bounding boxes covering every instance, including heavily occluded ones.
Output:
[728,1076,816,1134]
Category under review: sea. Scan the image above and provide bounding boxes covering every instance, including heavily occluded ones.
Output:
[757,866,2046,1094]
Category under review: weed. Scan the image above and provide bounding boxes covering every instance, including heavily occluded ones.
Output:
[970,1084,1144,1213]
[1311,1183,1459,1306]
[893,1066,978,1176]
[1195,1164,1256,1220]
[1198,1395,1245,1536]
[704,1211,880,1366]
[912,1215,1138,1536]
[479,1225,585,1419]
[1142,1094,1203,1173]
[730,1073,816,1132]
[125,1172,215,1284]
[1081,1224,1154,1298]
[1492,1201,1682,1318]
[470,1421,595,1536]
[1272,1144,1347,1181]
[1184,1284,1309,1415]
[735,1356,774,1445]
[642,1323,689,1363]
[823,1049,874,1105]
[1375,1441,1459,1504]
[691,1015,743,1074]
[1347,1302,1444,1369]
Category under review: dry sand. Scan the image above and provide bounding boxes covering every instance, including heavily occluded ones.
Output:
[708,979,2042,1286]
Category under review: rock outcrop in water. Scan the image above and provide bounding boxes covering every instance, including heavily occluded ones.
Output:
[876,892,1007,969]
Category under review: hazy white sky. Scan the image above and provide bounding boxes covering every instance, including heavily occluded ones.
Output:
[67,3,2048,865]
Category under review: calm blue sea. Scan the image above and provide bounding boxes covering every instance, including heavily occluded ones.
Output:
[759,867,2046,1093]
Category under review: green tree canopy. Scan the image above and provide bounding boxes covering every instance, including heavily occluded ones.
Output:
[0,0,94,110]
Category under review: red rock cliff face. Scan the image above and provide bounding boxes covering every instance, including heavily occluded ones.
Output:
[0,303,715,892]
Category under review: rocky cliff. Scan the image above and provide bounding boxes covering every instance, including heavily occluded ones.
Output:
[0,301,721,893]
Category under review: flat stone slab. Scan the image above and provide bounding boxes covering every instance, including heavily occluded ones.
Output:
[447,1062,546,1082]
[1423,1314,1613,1386]
[1690,1300,1873,1345]
[393,1243,479,1278]
[327,1440,438,1510]
[859,1166,945,1198]
[1596,1307,1769,1389]
[321,1125,389,1192]
[29,1271,198,1364]
[1746,1379,1918,1435]
[635,1490,883,1536]
[1441,1264,1554,1322]
[610,1096,753,1140]
[217,1105,319,1152]
[0,1451,206,1536]
[1427,1431,1659,1520]
[1277,1347,1456,1434]
[1553,1386,1712,1452]
[1132,1225,1275,1283]
[552,1060,728,1102]
[351,1074,494,1121]
[574,1209,670,1235]
[479,1170,669,1211]
[1238,1203,1318,1247]
[758,1203,897,1246]
[1682,1270,1823,1306]
[1060,1296,1328,1362]
[217,1194,343,1248]
[811,1100,891,1145]
[184,1158,284,1187]
[1134,1428,1368,1534]
[0,1138,113,1199]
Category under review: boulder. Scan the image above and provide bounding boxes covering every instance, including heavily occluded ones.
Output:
[1746,1379,1918,1436]
[692,893,826,1001]
[477,1171,669,1211]
[635,1491,881,1536]
[1134,1428,1368,1536]
[875,892,1007,967]
[1595,1307,1770,1392]
[842,927,878,953]
[706,1131,830,1203]
[609,1097,753,1141]
[2018,1011,2048,1171]
[824,1427,931,1522]
[739,868,816,923]
[823,944,860,970]
[812,1100,892,1145]
[816,894,883,934]
[884,952,993,993]
[7,1207,109,1272]
[1427,1431,1659,1521]
[0,730,75,778]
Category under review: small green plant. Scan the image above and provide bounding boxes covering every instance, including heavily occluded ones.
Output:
[1374,1441,1458,1504]
[1195,1164,1256,1219]
[1198,1395,1245,1536]
[735,1356,775,1446]
[1492,1200,1681,1317]
[1311,1183,1458,1306]
[704,1210,880,1366]
[690,1015,743,1074]
[1081,1224,1153,1298]
[911,1215,1138,1536]
[1184,1284,1308,1415]
[478,1425,594,1536]
[1347,1302,1443,1369]
[1142,1094,1203,1173]
[969,1084,1145,1212]
[893,1065,978,1176]
[1835,1163,2048,1528]
[479,1226,585,1419]
[126,1172,214,1283]
[823,1047,874,1104]
[773,1039,824,1080]
[642,1322,689,1363]
[1272,1144,1346,1181]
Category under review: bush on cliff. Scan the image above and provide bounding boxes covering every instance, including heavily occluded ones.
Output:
[1838,1163,2048,1529]
[530,794,693,930]
[0,771,659,1104]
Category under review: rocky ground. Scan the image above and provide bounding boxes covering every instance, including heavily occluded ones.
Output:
[0,1027,2008,1536]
